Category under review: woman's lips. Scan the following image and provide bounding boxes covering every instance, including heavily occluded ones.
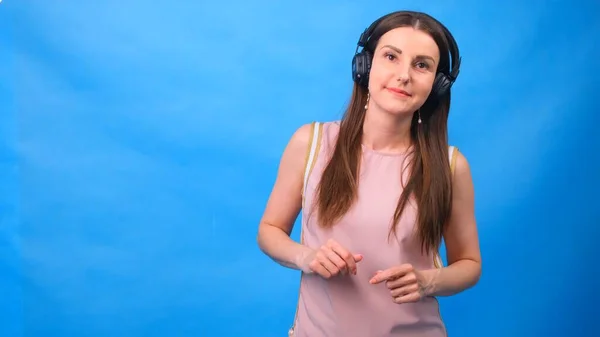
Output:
[387,87,412,97]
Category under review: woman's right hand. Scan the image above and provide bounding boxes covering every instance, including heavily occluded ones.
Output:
[297,239,363,278]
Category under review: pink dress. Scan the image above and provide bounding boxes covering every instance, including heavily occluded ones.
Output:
[290,121,456,337]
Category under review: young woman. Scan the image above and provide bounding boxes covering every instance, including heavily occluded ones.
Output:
[257,10,482,337]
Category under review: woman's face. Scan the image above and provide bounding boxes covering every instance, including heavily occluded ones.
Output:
[367,26,440,118]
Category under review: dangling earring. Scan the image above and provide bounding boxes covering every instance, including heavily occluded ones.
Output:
[418,110,422,124]
[365,92,370,110]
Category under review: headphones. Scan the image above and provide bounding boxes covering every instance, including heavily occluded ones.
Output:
[351,11,462,101]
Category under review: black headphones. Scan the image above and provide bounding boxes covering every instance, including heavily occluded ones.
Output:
[351,11,461,101]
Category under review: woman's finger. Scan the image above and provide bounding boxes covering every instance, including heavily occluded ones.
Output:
[309,259,332,278]
[315,250,341,277]
[386,272,417,289]
[327,239,358,274]
[390,283,419,297]
[323,247,349,275]
[394,291,421,304]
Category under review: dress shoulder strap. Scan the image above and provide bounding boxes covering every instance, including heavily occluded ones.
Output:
[301,121,323,207]
[449,145,459,175]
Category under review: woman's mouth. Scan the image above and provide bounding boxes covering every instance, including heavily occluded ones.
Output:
[387,87,412,97]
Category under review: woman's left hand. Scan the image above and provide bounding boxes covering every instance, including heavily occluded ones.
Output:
[369,264,438,304]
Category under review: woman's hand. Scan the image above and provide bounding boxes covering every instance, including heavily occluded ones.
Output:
[369,264,440,303]
[297,239,363,278]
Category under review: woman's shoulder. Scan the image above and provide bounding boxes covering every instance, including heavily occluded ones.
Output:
[288,120,340,146]
[451,148,471,180]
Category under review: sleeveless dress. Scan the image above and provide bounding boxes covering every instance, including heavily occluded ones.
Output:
[289,121,458,337]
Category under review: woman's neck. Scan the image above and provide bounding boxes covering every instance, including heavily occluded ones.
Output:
[361,107,413,154]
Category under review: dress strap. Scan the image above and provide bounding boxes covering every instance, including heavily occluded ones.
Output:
[448,145,459,175]
[302,121,323,208]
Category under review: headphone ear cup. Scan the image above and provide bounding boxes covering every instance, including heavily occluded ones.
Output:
[431,72,452,99]
[352,50,372,87]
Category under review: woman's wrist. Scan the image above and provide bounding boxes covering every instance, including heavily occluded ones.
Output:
[293,245,315,272]
[420,268,442,297]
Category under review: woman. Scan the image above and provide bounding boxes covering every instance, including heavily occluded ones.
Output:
[257,10,481,337]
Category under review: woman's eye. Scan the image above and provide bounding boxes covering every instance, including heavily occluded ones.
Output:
[416,62,429,69]
[385,53,396,61]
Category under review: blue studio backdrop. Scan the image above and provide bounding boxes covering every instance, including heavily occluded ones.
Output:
[1,1,599,336]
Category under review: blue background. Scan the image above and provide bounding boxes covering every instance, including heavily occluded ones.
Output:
[2,0,599,336]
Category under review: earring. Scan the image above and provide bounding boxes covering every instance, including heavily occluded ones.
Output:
[418,110,422,124]
[364,92,370,110]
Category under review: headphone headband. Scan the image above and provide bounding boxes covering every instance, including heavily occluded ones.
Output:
[356,15,386,48]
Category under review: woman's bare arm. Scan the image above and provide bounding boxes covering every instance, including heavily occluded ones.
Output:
[426,150,482,296]
[256,123,314,270]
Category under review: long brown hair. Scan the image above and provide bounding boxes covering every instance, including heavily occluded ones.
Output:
[315,11,456,255]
